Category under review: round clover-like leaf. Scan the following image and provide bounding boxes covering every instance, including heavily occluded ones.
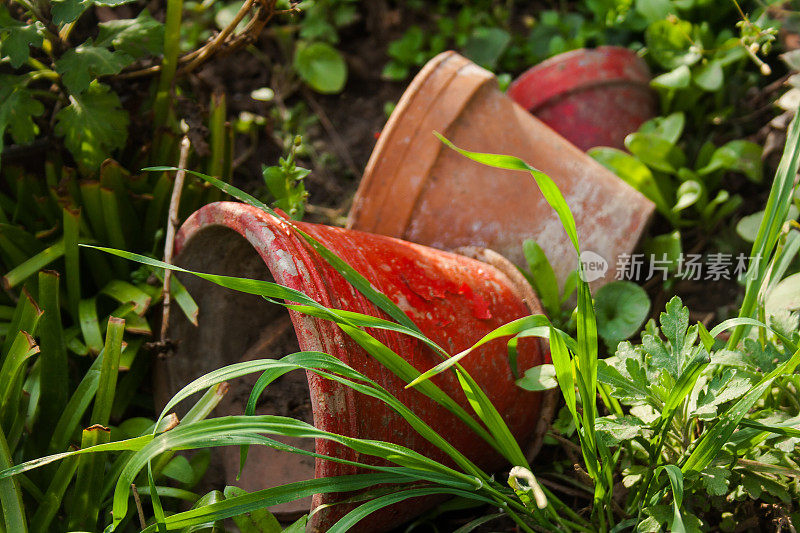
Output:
[293,41,347,94]
[595,281,651,346]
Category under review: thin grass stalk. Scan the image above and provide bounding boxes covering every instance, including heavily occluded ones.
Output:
[0,427,26,533]
[152,0,183,143]
[34,271,68,449]
[62,207,81,320]
[67,426,111,530]
[727,105,800,348]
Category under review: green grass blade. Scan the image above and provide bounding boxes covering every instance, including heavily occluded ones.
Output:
[139,474,414,532]
[0,427,27,533]
[326,487,497,533]
[48,352,104,453]
[101,280,152,315]
[682,346,800,476]
[143,166,421,332]
[2,239,65,289]
[67,425,111,531]
[29,455,79,533]
[405,316,552,388]
[91,317,124,427]
[432,133,579,253]
[100,188,129,278]
[78,298,104,354]
[1,290,41,357]
[63,207,81,319]
[728,106,800,348]
[0,332,39,431]
[35,271,69,442]
[109,415,477,530]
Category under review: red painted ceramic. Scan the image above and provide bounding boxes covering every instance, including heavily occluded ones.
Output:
[156,201,554,532]
[507,46,656,151]
[348,51,655,289]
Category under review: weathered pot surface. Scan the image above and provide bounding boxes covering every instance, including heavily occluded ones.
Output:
[347,50,655,289]
[156,201,554,532]
[507,45,657,151]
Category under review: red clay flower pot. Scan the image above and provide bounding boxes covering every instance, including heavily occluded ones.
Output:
[507,46,657,151]
[156,202,554,532]
[348,51,655,289]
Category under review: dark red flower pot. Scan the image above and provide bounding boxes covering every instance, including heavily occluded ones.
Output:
[507,46,657,151]
[156,202,554,532]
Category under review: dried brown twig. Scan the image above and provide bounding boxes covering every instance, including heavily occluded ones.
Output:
[119,0,285,79]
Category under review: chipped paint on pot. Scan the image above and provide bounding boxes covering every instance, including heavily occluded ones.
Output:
[348,51,655,290]
[507,46,657,151]
[156,202,553,532]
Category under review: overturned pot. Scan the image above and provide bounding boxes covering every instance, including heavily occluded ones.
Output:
[156,201,555,532]
[507,46,656,151]
[347,51,655,289]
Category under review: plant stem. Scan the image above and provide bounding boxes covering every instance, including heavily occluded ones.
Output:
[160,136,191,342]
[152,0,184,144]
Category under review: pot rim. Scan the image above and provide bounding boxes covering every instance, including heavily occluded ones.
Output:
[348,51,496,236]
[507,45,653,113]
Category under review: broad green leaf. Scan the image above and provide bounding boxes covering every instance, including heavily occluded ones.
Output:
[697,140,763,182]
[55,43,134,95]
[293,41,347,94]
[651,65,691,90]
[51,0,138,25]
[645,18,701,70]
[638,112,685,145]
[223,486,281,533]
[673,180,703,212]
[625,132,686,174]
[521,239,559,316]
[693,60,724,91]
[642,231,682,273]
[635,0,674,22]
[594,281,650,346]
[515,363,557,391]
[96,9,164,58]
[462,27,511,69]
[54,81,129,172]
[588,147,671,217]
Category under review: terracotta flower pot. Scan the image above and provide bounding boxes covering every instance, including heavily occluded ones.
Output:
[156,201,555,532]
[507,46,657,151]
[348,51,655,289]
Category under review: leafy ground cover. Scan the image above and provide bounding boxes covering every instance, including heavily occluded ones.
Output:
[0,0,799,532]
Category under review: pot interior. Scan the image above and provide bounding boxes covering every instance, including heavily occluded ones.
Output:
[163,225,314,519]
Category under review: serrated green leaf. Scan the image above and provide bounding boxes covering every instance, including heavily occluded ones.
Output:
[0,7,44,68]
[55,43,133,94]
[54,81,129,172]
[699,466,730,496]
[661,296,689,368]
[0,76,44,157]
[596,415,646,446]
